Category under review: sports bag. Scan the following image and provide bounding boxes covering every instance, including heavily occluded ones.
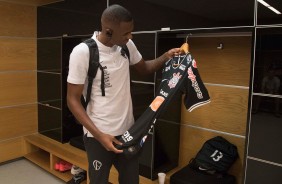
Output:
[190,136,238,174]
[170,164,236,184]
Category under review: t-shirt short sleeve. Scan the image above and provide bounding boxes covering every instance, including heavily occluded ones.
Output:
[67,43,89,85]
[126,39,142,65]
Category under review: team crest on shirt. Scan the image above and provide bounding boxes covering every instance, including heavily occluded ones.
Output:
[168,72,182,89]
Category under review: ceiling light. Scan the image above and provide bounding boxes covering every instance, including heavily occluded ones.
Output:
[258,0,281,14]
[268,6,281,14]
[258,0,270,7]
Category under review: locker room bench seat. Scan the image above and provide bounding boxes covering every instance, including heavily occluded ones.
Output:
[23,133,178,184]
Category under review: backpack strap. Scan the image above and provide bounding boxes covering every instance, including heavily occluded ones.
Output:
[82,38,105,109]
[121,45,131,84]
[82,39,130,108]
[121,45,130,61]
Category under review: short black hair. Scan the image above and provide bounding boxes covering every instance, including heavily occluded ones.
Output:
[102,4,133,24]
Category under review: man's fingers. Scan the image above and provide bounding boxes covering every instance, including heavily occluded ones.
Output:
[113,147,123,154]
[112,137,123,145]
[110,137,123,153]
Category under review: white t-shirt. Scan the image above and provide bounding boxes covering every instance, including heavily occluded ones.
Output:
[67,32,142,137]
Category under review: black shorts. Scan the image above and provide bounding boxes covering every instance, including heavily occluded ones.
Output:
[83,134,139,184]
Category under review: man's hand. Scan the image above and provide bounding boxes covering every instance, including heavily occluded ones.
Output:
[96,133,123,153]
[166,48,182,59]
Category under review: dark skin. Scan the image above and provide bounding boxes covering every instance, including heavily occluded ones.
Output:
[67,19,182,153]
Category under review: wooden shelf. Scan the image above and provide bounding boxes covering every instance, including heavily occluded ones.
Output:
[23,133,178,184]
[25,150,50,171]
[23,133,88,183]
[50,169,73,182]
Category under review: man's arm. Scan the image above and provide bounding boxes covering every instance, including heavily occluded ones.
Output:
[67,83,123,153]
[132,48,182,74]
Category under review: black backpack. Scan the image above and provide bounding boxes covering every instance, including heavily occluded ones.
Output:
[81,38,130,109]
[170,164,236,184]
[189,136,239,174]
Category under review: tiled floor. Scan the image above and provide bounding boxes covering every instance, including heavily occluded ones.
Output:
[0,158,65,184]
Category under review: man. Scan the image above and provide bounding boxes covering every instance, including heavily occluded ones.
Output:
[67,4,181,184]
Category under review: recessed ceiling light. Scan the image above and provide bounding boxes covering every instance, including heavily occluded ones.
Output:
[258,0,281,14]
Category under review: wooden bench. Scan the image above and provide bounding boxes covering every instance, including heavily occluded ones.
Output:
[23,133,178,184]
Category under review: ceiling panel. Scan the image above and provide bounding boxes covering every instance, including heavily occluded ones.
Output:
[0,0,64,6]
